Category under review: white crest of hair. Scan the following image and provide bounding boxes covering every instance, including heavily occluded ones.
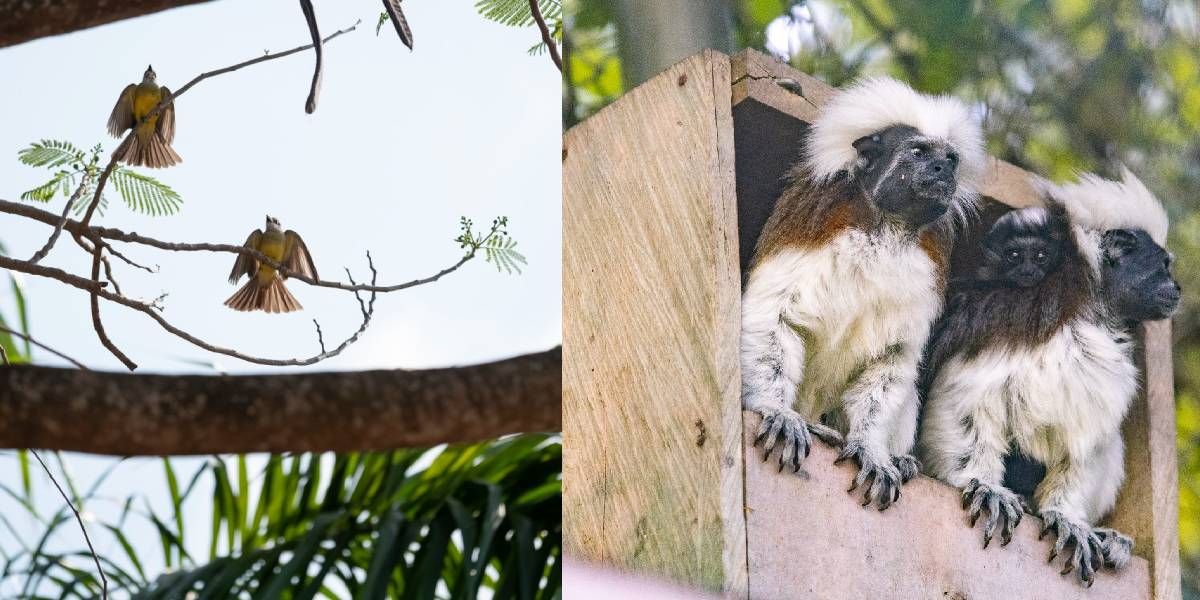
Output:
[1038,167,1169,246]
[802,76,987,202]
[997,205,1049,229]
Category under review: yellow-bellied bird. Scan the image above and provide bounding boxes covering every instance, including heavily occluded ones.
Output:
[225,216,318,313]
[107,65,181,168]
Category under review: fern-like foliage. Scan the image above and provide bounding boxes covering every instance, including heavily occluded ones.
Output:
[18,139,86,169]
[110,169,183,216]
[19,171,73,203]
[475,0,561,28]
[481,234,527,274]
[16,139,183,217]
[456,216,527,274]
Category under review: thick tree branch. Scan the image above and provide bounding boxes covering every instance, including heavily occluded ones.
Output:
[0,347,561,455]
[0,0,217,48]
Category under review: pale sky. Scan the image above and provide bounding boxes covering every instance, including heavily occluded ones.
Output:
[0,0,560,593]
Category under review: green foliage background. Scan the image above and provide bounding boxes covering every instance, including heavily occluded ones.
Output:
[566,0,1200,593]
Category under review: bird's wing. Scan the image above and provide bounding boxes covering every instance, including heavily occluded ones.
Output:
[383,0,414,49]
[283,230,319,280]
[229,230,263,284]
[157,86,176,144]
[107,84,136,137]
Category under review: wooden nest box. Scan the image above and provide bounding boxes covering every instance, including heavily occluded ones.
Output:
[563,50,1179,600]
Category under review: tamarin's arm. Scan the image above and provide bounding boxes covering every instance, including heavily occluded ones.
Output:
[740,253,807,415]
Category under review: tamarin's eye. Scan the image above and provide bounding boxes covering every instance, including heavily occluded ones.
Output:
[947,152,959,164]
[1034,251,1048,265]
[1006,249,1021,263]
[911,146,925,157]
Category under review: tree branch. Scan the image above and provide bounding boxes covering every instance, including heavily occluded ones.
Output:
[528,0,562,72]
[0,198,479,293]
[0,347,562,455]
[27,172,91,264]
[87,242,137,370]
[0,325,89,369]
[0,0,217,48]
[0,253,378,368]
[77,19,361,232]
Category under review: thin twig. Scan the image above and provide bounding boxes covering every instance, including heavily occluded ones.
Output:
[88,243,136,370]
[528,0,562,72]
[27,173,91,264]
[0,343,7,366]
[29,449,108,599]
[0,325,89,369]
[99,241,157,274]
[0,253,376,368]
[76,19,361,231]
[0,199,478,293]
[312,319,327,353]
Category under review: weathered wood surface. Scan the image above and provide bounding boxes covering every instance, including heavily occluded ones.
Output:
[1110,319,1182,600]
[562,50,747,594]
[743,418,1151,600]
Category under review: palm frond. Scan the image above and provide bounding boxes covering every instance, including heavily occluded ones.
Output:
[110,168,183,216]
[3,436,561,598]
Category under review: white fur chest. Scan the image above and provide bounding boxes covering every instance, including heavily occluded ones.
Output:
[935,319,1137,459]
[769,226,943,411]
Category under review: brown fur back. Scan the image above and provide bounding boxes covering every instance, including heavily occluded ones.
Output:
[921,227,1096,382]
[750,169,872,267]
[751,167,955,291]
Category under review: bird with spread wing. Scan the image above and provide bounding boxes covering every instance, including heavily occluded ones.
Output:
[225,216,318,313]
[107,65,181,168]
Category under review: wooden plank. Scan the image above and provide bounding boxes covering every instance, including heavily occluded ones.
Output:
[1110,320,1182,600]
[743,418,1151,599]
[562,50,746,594]
[730,48,1173,597]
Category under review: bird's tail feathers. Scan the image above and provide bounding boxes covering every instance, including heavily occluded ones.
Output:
[115,130,181,169]
[224,277,303,313]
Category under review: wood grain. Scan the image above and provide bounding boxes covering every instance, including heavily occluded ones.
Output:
[743,418,1151,600]
[562,50,746,594]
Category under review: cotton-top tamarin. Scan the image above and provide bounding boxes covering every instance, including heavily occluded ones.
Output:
[741,77,985,510]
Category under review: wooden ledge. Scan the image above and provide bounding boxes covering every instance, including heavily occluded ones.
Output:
[743,417,1150,599]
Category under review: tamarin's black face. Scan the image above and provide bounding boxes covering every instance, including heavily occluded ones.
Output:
[978,209,1067,288]
[852,125,960,228]
[1101,228,1181,322]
